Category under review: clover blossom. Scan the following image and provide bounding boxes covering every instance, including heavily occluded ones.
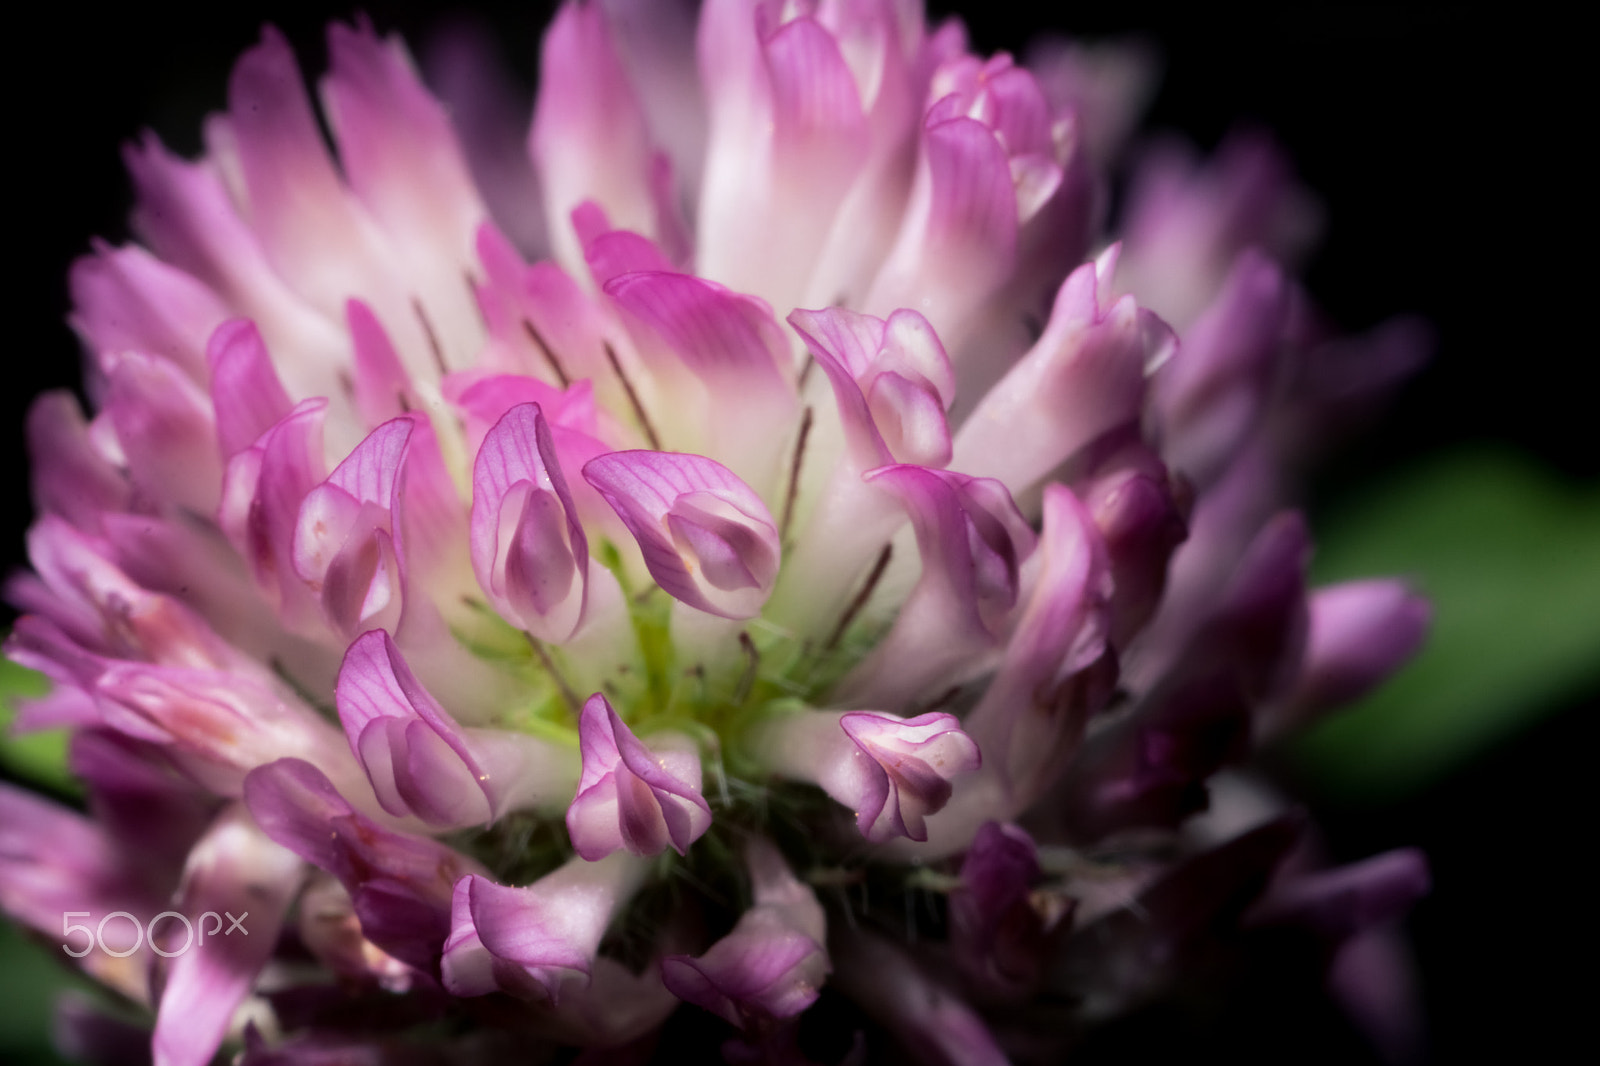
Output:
[1,2,1435,1063]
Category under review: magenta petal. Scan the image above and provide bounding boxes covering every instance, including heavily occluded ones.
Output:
[833,930,1011,1066]
[580,206,682,286]
[25,391,131,533]
[336,629,491,827]
[1286,579,1430,720]
[228,26,375,307]
[151,804,302,1066]
[443,854,646,1002]
[1083,461,1189,649]
[17,515,237,668]
[954,250,1176,499]
[322,20,484,254]
[465,875,594,992]
[1152,250,1290,487]
[471,223,612,383]
[875,465,1034,634]
[604,270,792,397]
[789,306,955,469]
[1247,849,1431,942]
[292,417,416,635]
[566,693,711,861]
[69,239,228,384]
[346,299,417,428]
[470,403,590,641]
[207,319,293,460]
[762,12,867,148]
[243,757,480,971]
[660,838,827,1028]
[583,449,780,619]
[836,711,982,842]
[219,399,330,625]
[950,821,1045,991]
[102,350,224,516]
[532,0,656,274]
[966,484,1113,805]
[121,133,287,321]
[0,782,164,976]
[921,115,1018,264]
[841,465,1035,706]
[663,925,823,1028]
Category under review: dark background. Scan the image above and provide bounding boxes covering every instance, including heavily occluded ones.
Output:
[3,4,1590,1063]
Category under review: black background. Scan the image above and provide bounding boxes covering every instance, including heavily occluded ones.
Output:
[3,4,1590,1063]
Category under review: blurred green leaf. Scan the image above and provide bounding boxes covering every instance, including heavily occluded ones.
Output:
[1294,448,1600,801]
[0,919,87,1064]
[0,657,79,797]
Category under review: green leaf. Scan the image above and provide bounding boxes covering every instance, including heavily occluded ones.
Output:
[0,919,89,1064]
[1292,448,1600,802]
[0,657,79,797]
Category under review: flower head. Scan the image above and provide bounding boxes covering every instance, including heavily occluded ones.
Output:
[3,3,1432,1063]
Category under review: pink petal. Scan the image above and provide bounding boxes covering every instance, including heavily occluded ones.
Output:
[102,351,223,516]
[841,465,1034,706]
[24,391,130,532]
[322,21,484,266]
[69,240,229,384]
[966,484,1113,806]
[566,693,711,860]
[151,804,302,1066]
[336,630,490,826]
[345,299,417,428]
[660,838,827,1028]
[604,270,791,396]
[470,403,590,642]
[1152,250,1290,488]
[953,249,1176,499]
[243,757,481,973]
[218,399,329,628]
[443,853,648,1002]
[207,319,293,460]
[583,450,781,619]
[292,418,415,636]
[789,306,955,470]
[837,711,982,842]
[949,821,1046,992]
[532,0,657,275]
[1282,579,1430,725]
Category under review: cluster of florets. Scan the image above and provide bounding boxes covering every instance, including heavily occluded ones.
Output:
[0,2,1432,1064]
